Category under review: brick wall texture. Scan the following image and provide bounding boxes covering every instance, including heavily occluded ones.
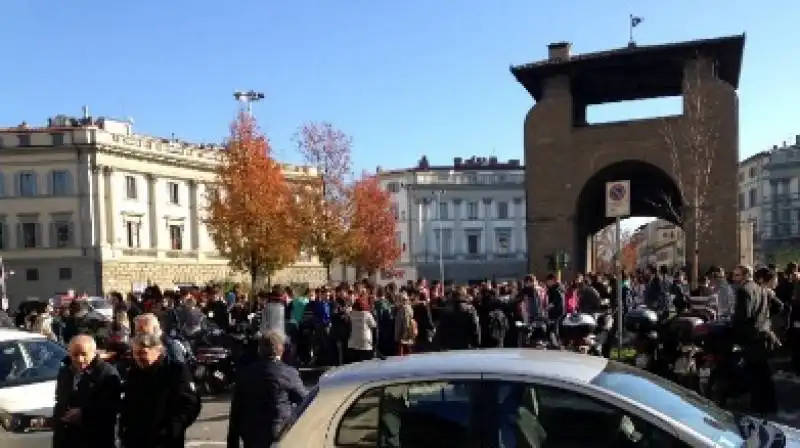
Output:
[525,57,739,276]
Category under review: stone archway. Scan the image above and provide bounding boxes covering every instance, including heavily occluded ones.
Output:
[575,160,683,272]
[512,35,744,276]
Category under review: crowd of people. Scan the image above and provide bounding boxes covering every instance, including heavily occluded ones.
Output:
[6,260,798,446]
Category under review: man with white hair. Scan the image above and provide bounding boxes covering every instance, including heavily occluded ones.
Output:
[52,335,122,448]
[134,313,186,363]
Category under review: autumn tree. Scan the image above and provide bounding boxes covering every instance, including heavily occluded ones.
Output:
[293,122,353,280]
[658,58,721,284]
[345,172,401,276]
[206,112,300,287]
[620,240,640,273]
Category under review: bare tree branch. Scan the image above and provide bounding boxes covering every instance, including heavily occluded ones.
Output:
[644,191,684,226]
[660,56,720,280]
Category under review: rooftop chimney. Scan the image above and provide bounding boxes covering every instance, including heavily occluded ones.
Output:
[453,157,463,167]
[547,42,571,61]
[796,135,800,146]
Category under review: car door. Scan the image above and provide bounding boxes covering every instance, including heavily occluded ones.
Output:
[328,375,484,448]
[480,374,692,448]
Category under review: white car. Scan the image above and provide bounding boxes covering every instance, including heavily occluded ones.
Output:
[278,349,800,447]
[0,328,63,447]
[86,297,114,322]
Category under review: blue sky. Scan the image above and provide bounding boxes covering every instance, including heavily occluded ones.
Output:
[3,1,797,193]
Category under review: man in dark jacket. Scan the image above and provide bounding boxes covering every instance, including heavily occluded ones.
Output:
[434,287,480,350]
[732,265,777,414]
[545,273,566,345]
[119,333,202,448]
[53,335,122,448]
[227,330,307,448]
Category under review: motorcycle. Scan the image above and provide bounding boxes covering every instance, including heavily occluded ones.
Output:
[667,315,706,388]
[624,307,661,371]
[559,313,602,355]
[692,319,750,407]
[515,318,551,349]
[183,319,234,395]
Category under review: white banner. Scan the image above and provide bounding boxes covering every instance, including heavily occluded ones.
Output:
[605,180,631,218]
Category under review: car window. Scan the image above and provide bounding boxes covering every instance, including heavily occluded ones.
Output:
[335,380,480,448]
[591,367,744,447]
[0,339,65,389]
[485,381,687,448]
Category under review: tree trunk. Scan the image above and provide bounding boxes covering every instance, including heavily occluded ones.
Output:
[325,263,331,282]
[250,270,257,289]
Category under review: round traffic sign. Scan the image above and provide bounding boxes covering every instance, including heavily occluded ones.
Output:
[609,183,626,201]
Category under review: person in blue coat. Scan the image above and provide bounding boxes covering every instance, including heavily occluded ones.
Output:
[227,330,308,447]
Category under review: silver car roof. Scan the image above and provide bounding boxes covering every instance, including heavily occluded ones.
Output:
[319,349,610,389]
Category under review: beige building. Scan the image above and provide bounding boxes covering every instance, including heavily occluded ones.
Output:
[634,220,685,269]
[0,113,324,304]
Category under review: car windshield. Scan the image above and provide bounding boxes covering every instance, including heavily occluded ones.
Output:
[0,338,66,389]
[591,363,745,446]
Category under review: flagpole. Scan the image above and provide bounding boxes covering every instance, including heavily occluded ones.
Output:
[629,14,634,45]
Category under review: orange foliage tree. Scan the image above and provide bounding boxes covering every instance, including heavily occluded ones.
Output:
[205,112,300,286]
[345,172,401,276]
[620,241,640,273]
[293,122,353,280]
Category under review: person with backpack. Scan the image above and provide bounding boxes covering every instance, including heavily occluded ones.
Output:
[485,295,510,348]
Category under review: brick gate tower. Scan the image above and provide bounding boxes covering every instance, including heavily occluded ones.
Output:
[512,35,744,276]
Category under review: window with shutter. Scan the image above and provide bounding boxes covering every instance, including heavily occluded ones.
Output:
[17,171,37,197]
[20,222,38,248]
[0,172,5,196]
[0,224,6,250]
[50,171,71,196]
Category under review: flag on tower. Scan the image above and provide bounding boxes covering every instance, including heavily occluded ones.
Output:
[631,16,643,27]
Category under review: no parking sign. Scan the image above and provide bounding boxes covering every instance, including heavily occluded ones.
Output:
[605,180,631,218]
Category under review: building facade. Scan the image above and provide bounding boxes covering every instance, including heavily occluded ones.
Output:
[760,136,800,264]
[634,220,685,269]
[378,156,527,284]
[0,113,324,304]
[738,151,770,263]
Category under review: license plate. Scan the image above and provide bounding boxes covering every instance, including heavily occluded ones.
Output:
[634,354,649,368]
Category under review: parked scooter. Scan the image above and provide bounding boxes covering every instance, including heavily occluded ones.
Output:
[692,319,750,407]
[515,318,552,349]
[624,307,661,371]
[560,313,602,355]
[667,314,706,388]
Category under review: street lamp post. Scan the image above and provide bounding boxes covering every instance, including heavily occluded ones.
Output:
[233,90,265,114]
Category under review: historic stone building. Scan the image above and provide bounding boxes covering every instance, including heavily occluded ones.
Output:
[0,112,325,304]
[512,35,743,275]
